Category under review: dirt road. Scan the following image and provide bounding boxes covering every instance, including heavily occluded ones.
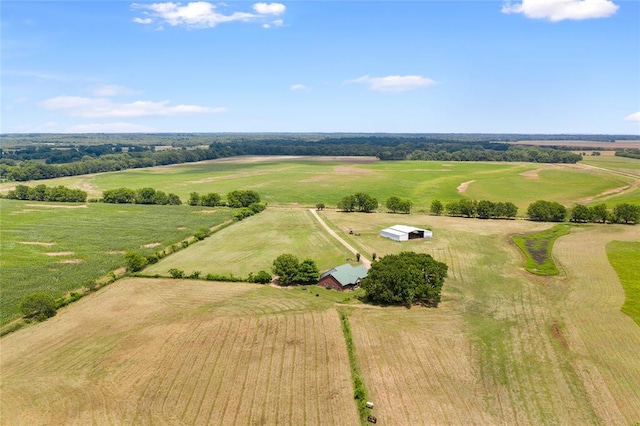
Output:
[309,209,372,269]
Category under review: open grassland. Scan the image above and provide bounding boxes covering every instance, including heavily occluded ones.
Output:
[0,278,360,426]
[0,199,233,324]
[145,209,349,277]
[607,241,640,326]
[0,156,634,212]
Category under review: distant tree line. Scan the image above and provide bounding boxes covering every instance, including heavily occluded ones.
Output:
[6,184,87,202]
[408,145,581,163]
[0,138,585,182]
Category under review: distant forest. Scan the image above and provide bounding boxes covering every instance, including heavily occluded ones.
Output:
[0,133,635,182]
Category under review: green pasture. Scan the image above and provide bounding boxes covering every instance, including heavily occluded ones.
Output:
[0,199,234,324]
[145,209,349,278]
[580,156,640,206]
[607,241,640,326]
[2,158,633,213]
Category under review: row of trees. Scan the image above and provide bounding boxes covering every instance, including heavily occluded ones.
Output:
[430,199,518,219]
[528,200,639,224]
[338,192,379,212]
[569,202,639,224]
[189,190,261,208]
[271,253,320,285]
[6,184,87,202]
[408,146,581,163]
[102,187,182,205]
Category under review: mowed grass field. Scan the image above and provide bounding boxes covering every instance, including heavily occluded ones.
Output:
[145,209,348,278]
[0,278,360,425]
[1,156,635,212]
[0,199,234,324]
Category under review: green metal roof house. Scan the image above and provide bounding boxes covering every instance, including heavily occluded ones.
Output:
[318,263,369,291]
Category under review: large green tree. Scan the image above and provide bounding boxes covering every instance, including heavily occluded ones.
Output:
[20,293,56,321]
[272,253,300,285]
[361,251,448,307]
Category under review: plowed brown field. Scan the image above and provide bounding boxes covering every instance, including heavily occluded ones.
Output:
[0,279,359,426]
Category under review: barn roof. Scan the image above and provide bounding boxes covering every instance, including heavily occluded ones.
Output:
[320,264,368,287]
[387,224,427,233]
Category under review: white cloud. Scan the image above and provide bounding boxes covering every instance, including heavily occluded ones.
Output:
[624,111,640,122]
[14,96,28,103]
[348,75,436,92]
[501,0,619,21]
[290,83,308,91]
[131,2,283,28]
[133,17,153,24]
[67,122,155,133]
[41,96,225,118]
[90,84,137,97]
[253,2,285,15]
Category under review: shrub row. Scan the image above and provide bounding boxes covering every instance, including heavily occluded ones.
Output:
[430,198,518,219]
[6,184,87,202]
[102,187,182,205]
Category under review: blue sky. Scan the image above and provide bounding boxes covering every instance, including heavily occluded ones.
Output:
[1,0,639,134]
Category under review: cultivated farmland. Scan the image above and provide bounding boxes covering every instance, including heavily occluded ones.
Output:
[0,199,234,324]
[0,279,360,426]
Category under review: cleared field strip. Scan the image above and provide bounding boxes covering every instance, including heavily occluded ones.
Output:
[0,278,359,426]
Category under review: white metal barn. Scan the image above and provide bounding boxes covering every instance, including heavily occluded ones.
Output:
[380,224,433,242]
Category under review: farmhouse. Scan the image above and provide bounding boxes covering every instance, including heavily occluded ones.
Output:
[380,224,432,242]
[318,263,368,291]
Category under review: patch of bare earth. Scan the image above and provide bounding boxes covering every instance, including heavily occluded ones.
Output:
[333,165,374,175]
[24,204,88,209]
[143,242,161,248]
[46,251,74,256]
[456,179,475,193]
[519,168,542,179]
[577,184,632,204]
[19,241,55,246]
[57,259,83,264]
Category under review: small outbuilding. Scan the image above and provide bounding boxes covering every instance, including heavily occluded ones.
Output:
[318,263,369,291]
[380,224,432,242]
